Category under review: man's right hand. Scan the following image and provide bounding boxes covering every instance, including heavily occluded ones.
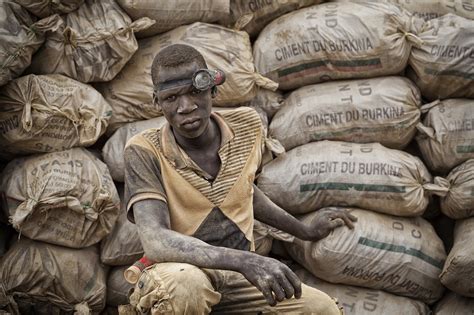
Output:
[239,254,302,306]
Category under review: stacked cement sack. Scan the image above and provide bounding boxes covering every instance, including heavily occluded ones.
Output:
[28,0,154,83]
[285,209,446,304]
[433,292,474,314]
[334,0,474,21]
[416,99,474,174]
[116,0,230,38]
[294,266,431,314]
[0,2,60,87]
[408,14,474,100]
[253,2,419,90]
[0,74,112,160]
[225,0,324,38]
[0,238,107,314]
[0,148,120,248]
[13,0,85,18]
[269,76,422,151]
[257,141,436,216]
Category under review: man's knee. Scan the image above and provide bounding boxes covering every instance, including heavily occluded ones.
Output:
[130,263,221,314]
[299,284,343,315]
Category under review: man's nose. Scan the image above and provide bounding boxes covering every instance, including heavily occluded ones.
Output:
[176,95,198,114]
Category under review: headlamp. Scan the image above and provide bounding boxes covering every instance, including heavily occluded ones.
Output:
[192,69,226,91]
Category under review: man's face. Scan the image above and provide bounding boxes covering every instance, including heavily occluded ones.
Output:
[154,61,213,139]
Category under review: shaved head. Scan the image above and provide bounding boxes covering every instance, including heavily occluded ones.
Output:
[151,44,207,87]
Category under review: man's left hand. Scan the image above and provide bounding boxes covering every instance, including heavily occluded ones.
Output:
[302,208,357,241]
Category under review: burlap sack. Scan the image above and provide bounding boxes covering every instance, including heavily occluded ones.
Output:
[433,292,474,315]
[101,185,143,266]
[0,148,120,248]
[107,266,134,307]
[116,0,230,38]
[103,117,167,182]
[416,99,474,174]
[226,0,323,38]
[408,14,474,101]
[28,0,154,83]
[294,267,430,315]
[0,3,60,87]
[96,22,277,134]
[13,0,84,18]
[439,217,474,297]
[335,0,474,21]
[257,141,440,216]
[253,1,419,91]
[438,159,474,219]
[270,76,421,151]
[0,74,112,161]
[0,238,107,314]
[286,208,446,304]
[249,88,284,120]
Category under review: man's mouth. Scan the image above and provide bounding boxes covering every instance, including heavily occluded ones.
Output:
[181,117,200,127]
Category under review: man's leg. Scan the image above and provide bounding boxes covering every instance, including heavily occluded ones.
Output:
[208,269,343,315]
[127,263,221,314]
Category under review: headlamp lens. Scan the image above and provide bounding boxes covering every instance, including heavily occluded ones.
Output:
[193,70,213,91]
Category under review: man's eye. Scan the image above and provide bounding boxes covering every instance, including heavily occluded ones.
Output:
[192,89,202,95]
[165,95,177,102]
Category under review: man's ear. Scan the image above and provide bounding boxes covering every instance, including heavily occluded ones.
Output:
[211,86,218,98]
[153,91,161,107]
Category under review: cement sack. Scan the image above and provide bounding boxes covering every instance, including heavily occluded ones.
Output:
[433,292,474,314]
[13,0,84,18]
[294,267,430,315]
[249,88,284,120]
[100,185,143,266]
[29,0,154,83]
[253,1,419,91]
[285,208,446,304]
[270,76,421,151]
[0,3,60,87]
[257,141,439,216]
[107,266,134,307]
[0,148,120,248]
[116,0,230,38]
[439,217,474,297]
[227,0,323,38]
[408,14,474,101]
[416,99,474,174]
[0,238,107,314]
[103,117,167,182]
[388,0,474,20]
[439,159,474,219]
[0,74,112,161]
[96,23,277,133]
[334,0,474,21]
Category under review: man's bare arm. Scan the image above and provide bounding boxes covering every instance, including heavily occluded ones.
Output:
[133,199,302,306]
[253,184,357,241]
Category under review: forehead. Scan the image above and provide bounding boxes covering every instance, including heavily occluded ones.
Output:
[156,61,201,85]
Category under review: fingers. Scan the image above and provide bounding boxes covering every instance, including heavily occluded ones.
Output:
[270,280,286,303]
[328,210,357,229]
[260,284,276,306]
[328,218,345,229]
[284,268,302,299]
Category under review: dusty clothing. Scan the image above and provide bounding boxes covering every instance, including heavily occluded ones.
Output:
[120,263,343,315]
[124,107,264,250]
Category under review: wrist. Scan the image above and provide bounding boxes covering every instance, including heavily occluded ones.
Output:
[299,222,322,241]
